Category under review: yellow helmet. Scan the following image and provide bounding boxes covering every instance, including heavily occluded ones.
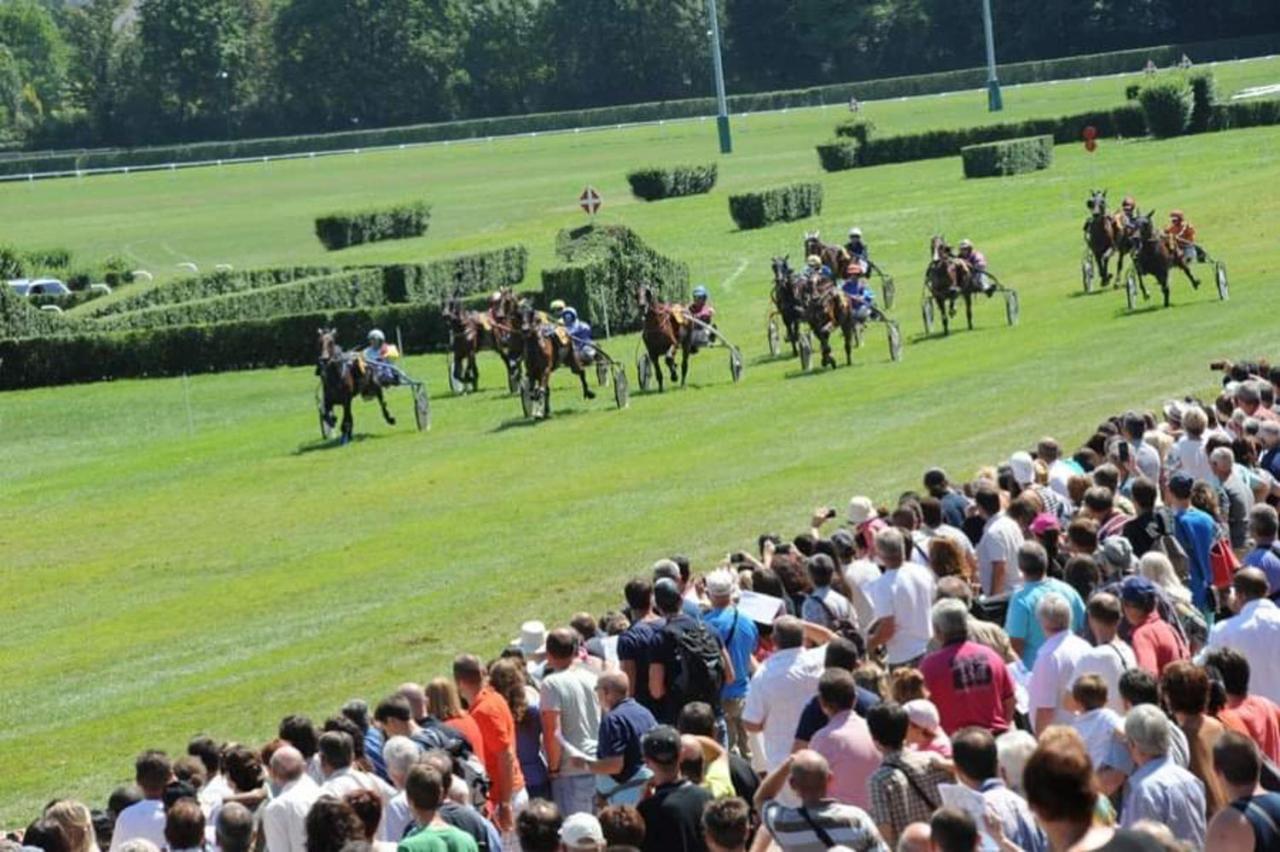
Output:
[806,255,822,268]
[549,299,566,314]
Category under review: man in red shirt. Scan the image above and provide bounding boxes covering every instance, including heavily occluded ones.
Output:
[919,599,1016,735]
[453,654,525,833]
[1205,647,1280,765]
[1121,577,1188,676]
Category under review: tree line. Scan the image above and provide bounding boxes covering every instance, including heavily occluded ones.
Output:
[1,0,1275,151]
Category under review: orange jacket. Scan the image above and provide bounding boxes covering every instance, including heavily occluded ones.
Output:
[1165,221,1196,244]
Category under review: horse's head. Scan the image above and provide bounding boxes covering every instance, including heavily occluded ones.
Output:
[930,235,947,262]
[317,327,340,360]
[637,283,655,311]
[803,231,822,257]
[1088,189,1108,215]
[495,287,517,319]
[1136,209,1157,240]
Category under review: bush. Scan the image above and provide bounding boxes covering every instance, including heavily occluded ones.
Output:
[728,183,823,230]
[1210,96,1280,130]
[961,135,1054,178]
[1187,70,1217,132]
[1125,83,1142,100]
[625,164,717,201]
[1139,78,1194,137]
[380,245,528,303]
[0,284,73,339]
[541,225,688,335]
[816,141,859,172]
[834,117,876,144]
[89,266,337,317]
[314,200,431,250]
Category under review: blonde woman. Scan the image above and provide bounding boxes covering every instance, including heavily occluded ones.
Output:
[425,676,484,756]
[43,801,96,852]
[1139,551,1208,653]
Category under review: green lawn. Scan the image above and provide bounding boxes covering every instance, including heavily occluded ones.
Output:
[2,59,1280,821]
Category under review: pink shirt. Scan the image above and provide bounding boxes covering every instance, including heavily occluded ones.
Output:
[809,709,882,809]
[920,640,1015,734]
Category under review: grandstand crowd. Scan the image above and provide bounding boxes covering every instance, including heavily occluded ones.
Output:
[9,361,1280,852]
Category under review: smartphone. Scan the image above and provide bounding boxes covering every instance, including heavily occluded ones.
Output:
[1118,442,1130,463]
[824,508,838,520]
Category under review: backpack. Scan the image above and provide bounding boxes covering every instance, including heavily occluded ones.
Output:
[669,620,726,709]
[1150,509,1190,580]
[412,720,491,807]
[815,593,867,659]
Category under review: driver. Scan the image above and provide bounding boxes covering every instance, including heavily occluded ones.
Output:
[840,262,875,321]
[549,298,568,323]
[844,227,869,265]
[561,307,595,361]
[957,239,995,295]
[805,254,830,284]
[688,285,716,351]
[1164,210,1202,262]
[363,329,399,384]
[1118,195,1139,231]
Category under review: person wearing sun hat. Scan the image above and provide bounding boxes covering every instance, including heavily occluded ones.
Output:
[847,496,888,555]
[557,812,605,851]
[702,567,758,761]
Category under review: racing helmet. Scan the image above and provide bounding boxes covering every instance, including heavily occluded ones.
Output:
[848,227,863,238]
[549,298,567,315]
[368,329,385,344]
[561,307,578,323]
[490,291,502,303]
[958,239,973,250]
[806,254,822,268]
[1170,209,1184,221]
[846,261,865,277]
[692,285,709,300]
[1122,195,1136,209]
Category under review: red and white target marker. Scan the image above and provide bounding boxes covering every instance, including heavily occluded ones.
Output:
[579,186,602,215]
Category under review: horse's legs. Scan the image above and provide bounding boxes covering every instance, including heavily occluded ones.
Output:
[376,387,396,425]
[939,296,950,336]
[576,364,596,399]
[466,353,479,391]
[680,346,690,387]
[652,348,665,393]
[340,400,353,445]
[1159,271,1171,308]
[819,330,834,369]
[664,350,679,383]
[843,322,853,366]
[965,293,974,331]
[1098,249,1111,285]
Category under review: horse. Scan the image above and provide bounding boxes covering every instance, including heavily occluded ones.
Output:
[1085,189,1127,287]
[770,255,804,355]
[925,235,981,335]
[517,300,595,418]
[316,328,396,443]
[445,288,521,392]
[638,284,695,391]
[803,231,850,276]
[798,272,854,369]
[1129,209,1200,308]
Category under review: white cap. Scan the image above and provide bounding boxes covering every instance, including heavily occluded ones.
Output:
[847,496,877,526]
[959,238,973,249]
[849,227,862,237]
[509,621,547,656]
[1009,451,1035,487]
[559,813,605,848]
[705,569,737,599]
[904,699,941,732]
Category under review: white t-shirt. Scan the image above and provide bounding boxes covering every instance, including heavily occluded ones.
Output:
[1072,639,1138,714]
[1048,459,1076,500]
[1073,707,1126,770]
[843,559,882,640]
[743,644,827,770]
[869,563,935,665]
[109,799,166,852]
[978,514,1025,596]
[1028,631,1091,731]
[923,523,976,557]
[1167,435,1213,483]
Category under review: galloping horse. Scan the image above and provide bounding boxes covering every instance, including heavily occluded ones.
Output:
[925,236,980,335]
[1129,210,1200,308]
[638,284,694,391]
[1085,189,1127,286]
[517,300,595,418]
[803,231,850,275]
[798,272,854,369]
[771,256,804,355]
[445,288,521,392]
[316,328,396,443]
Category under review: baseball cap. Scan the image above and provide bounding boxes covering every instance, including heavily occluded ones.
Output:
[903,699,941,732]
[559,813,605,849]
[1101,537,1137,573]
[1121,575,1158,605]
[1168,471,1195,499]
[705,569,737,598]
[653,578,682,612]
[1009,451,1035,487]
[847,496,878,526]
[1029,513,1061,536]
[642,725,681,764]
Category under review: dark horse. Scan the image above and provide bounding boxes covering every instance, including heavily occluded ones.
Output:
[803,231,850,275]
[1085,189,1127,287]
[1129,209,1200,308]
[638,284,695,391]
[517,300,595,418]
[925,236,981,335]
[771,256,804,356]
[316,328,396,443]
[798,272,854,369]
[446,288,521,392]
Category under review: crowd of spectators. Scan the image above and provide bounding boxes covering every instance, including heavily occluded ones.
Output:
[8,363,1280,852]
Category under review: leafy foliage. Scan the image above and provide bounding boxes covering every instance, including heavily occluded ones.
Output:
[961,135,1055,178]
[1139,77,1194,137]
[815,140,859,172]
[625,164,717,201]
[727,183,823,230]
[1210,95,1280,130]
[314,201,432,250]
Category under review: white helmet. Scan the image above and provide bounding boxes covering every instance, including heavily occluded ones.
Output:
[368,329,385,344]
[848,227,862,238]
[490,291,502,303]
[958,239,973,250]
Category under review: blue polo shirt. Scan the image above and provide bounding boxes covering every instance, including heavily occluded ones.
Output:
[704,605,759,700]
[596,697,657,783]
[1245,540,1280,595]
[1176,507,1219,609]
[1005,578,1087,668]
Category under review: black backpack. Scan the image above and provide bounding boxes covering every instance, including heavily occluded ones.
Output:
[669,620,726,709]
[412,719,491,807]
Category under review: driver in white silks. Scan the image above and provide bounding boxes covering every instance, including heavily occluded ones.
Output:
[561,308,596,361]
[363,329,400,384]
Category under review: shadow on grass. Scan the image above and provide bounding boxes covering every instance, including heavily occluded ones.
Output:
[490,406,589,432]
[292,433,385,455]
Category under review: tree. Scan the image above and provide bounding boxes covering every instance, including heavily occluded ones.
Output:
[0,0,68,117]
[62,0,124,135]
[459,0,549,117]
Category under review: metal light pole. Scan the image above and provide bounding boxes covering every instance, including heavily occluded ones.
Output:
[981,0,1003,111]
[705,0,732,153]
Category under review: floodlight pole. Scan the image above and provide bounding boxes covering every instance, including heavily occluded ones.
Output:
[706,0,732,153]
[981,0,1003,111]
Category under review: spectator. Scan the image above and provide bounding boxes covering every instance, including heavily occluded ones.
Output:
[636,727,713,852]
[1244,505,1280,594]
[1212,446,1255,549]
[108,751,172,852]
[923,599,1015,735]
[278,716,320,781]
[867,528,935,670]
[650,579,732,726]
[426,679,485,759]
[701,798,749,852]
[487,658,550,801]
[514,800,560,852]
[1120,705,1207,849]
[754,750,887,852]
[1083,487,1130,544]
[1260,421,1280,481]
[1005,542,1086,668]
[1009,451,1069,524]
[808,670,881,809]
[888,668,928,705]
[676,702,758,810]
[1136,552,1206,653]
[617,578,663,716]
[261,746,320,852]
[570,671,654,807]
[803,553,856,633]
[1122,478,1162,557]
[927,808,978,852]
[1122,412,1163,484]
[974,484,1024,597]
[949,728,1045,852]
[1068,675,1124,772]
[1121,577,1189,676]
[1161,661,1228,817]
[1064,518,1100,567]
[220,745,268,812]
[902,700,951,758]
[653,559,702,620]
[1072,593,1138,714]
[702,568,759,760]
[377,737,419,844]
[837,528,883,635]
[455,654,526,835]
[743,616,829,771]
[1206,731,1280,852]
[161,800,203,852]
[924,468,970,529]
[896,823,931,852]
[415,750,501,852]
[214,802,253,852]
[22,820,71,852]
[919,496,976,570]
[1204,647,1280,764]
[1027,593,1091,732]
[793,637,880,749]
[1167,472,1217,617]
[540,627,601,818]
[994,731,1037,797]
[597,805,644,849]
[866,702,951,848]
[1204,569,1280,702]
[933,578,1016,663]
[397,765,478,852]
[1169,406,1213,482]
[186,737,230,815]
[43,802,96,852]
[344,790,392,852]
[340,700,386,784]
[318,732,388,801]
[556,813,604,851]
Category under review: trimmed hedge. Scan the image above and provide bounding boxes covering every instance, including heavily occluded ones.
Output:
[381,244,528,303]
[4,33,1277,178]
[1188,70,1217,132]
[1,285,74,339]
[314,200,431,250]
[89,266,335,317]
[1139,77,1194,137]
[1211,96,1280,129]
[625,164,717,201]
[541,225,688,335]
[961,135,1054,178]
[728,183,823,230]
[816,141,859,172]
[834,117,876,144]
[1,245,73,278]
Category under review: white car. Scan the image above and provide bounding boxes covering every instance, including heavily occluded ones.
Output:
[7,278,71,297]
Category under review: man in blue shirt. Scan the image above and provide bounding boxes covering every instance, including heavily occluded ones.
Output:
[1005,542,1086,668]
[1168,472,1219,618]
[923,467,971,530]
[703,569,758,760]
[1244,505,1280,597]
[571,671,656,806]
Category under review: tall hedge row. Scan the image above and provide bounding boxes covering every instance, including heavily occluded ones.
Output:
[1187,71,1217,133]
[88,266,335,317]
[1139,78,1195,137]
[1210,96,1280,129]
[961,135,1054,178]
[314,201,431,250]
[728,183,823,230]
[541,225,688,335]
[383,245,529,303]
[625,164,717,201]
[815,141,859,172]
[1,285,74,339]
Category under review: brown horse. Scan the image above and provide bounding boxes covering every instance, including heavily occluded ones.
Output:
[1129,210,1200,308]
[803,231,850,276]
[798,273,854,369]
[316,328,396,443]
[1085,189,1127,287]
[925,236,981,335]
[517,300,594,418]
[446,288,521,392]
[771,256,804,356]
[638,284,694,391]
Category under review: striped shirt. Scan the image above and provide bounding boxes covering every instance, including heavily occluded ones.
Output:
[762,800,889,852]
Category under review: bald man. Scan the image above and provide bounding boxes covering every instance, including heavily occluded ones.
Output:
[569,670,657,806]
[898,822,931,852]
[398,682,428,722]
[261,746,320,852]
[754,750,888,851]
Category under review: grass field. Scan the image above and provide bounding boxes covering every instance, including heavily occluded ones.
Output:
[2,59,1280,821]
